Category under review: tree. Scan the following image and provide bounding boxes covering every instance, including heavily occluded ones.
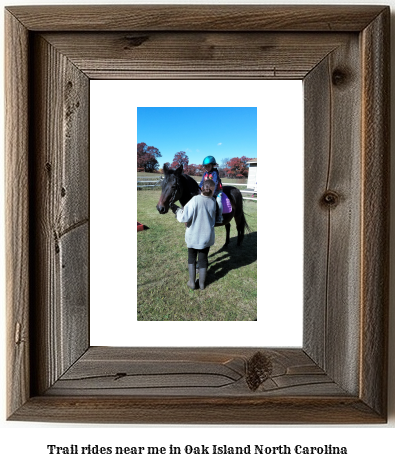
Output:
[171,151,189,173]
[217,167,226,178]
[224,156,252,178]
[185,163,202,176]
[137,142,162,172]
[217,159,228,178]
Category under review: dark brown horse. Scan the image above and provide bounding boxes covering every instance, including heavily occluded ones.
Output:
[156,164,250,246]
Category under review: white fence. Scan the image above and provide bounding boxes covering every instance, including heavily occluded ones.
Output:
[137,177,257,201]
[137,176,164,189]
[229,183,257,201]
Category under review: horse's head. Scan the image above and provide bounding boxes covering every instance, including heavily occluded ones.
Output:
[156,164,183,214]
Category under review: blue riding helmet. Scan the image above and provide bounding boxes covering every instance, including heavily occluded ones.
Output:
[203,156,217,166]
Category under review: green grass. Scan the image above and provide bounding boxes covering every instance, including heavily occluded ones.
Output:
[137,189,257,321]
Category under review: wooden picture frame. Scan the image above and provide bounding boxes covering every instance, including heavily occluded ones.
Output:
[5,5,389,424]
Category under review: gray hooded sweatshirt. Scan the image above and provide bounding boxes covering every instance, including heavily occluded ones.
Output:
[176,195,216,249]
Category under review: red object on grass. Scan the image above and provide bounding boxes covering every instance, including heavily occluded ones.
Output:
[137,222,144,232]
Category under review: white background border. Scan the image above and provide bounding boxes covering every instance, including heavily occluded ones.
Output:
[90,80,303,347]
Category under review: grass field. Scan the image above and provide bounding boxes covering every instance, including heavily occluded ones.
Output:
[137,189,257,321]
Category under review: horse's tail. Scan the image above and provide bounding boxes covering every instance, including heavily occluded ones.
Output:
[230,186,251,234]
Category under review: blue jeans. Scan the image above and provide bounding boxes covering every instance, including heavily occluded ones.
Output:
[215,192,223,220]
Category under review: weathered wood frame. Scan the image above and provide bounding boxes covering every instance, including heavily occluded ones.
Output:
[5,5,389,424]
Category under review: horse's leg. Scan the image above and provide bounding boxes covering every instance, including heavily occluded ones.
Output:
[224,223,231,246]
[221,187,249,247]
[235,213,244,246]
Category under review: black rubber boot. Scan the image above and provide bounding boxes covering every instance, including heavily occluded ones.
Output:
[187,263,196,290]
[198,268,207,290]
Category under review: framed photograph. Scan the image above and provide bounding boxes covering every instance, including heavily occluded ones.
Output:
[5,5,389,423]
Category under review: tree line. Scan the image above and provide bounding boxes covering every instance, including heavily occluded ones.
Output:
[137,142,252,178]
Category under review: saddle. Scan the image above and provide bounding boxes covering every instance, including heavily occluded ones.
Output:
[220,192,232,214]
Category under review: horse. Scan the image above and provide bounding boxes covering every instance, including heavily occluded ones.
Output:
[156,164,250,246]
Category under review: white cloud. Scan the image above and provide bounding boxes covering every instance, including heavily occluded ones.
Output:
[218,142,222,146]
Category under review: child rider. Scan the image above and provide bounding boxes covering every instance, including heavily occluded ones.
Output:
[199,156,223,223]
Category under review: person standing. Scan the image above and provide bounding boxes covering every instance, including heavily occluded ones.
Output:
[171,179,216,290]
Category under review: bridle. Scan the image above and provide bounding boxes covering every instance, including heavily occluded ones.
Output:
[167,177,181,207]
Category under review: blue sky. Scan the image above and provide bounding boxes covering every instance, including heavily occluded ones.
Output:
[137,107,257,166]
